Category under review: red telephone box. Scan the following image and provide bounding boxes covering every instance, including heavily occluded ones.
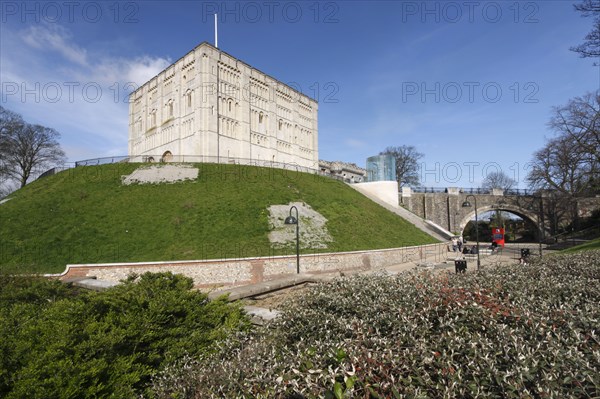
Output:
[492,227,505,247]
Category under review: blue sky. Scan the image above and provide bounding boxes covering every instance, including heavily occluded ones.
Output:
[1,0,598,188]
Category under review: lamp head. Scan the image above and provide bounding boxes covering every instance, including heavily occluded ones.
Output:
[284,216,298,225]
[462,200,472,208]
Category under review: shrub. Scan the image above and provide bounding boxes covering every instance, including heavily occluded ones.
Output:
[152,251,600,398]
[0,272,249,398]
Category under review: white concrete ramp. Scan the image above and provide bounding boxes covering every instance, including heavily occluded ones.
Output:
[350,184,450,242]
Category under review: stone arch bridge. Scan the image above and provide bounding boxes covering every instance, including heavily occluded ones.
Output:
[400,187,600,238]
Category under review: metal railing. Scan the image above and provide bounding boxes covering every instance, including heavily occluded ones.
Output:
[36,155,353,184]
[410,187,535,196]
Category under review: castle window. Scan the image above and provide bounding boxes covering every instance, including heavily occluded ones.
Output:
[167,99,174,118]
[149,109,157,128]
[185,90,192,109]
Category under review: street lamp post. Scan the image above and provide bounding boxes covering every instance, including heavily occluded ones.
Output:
[284,206,300,274]
[527,196,544,257]
[537,196,544,257]
[462,195,481,271]
[534,195,544,256]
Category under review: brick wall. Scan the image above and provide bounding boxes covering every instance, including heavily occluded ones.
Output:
[55,243,448,288]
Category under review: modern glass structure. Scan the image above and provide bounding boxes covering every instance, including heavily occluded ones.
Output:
[366,155,396,182]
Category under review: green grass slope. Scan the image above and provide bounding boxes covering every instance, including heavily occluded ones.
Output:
[0,163,437,274]
[561,237,600,253]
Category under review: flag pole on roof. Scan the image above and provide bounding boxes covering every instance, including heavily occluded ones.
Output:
[214,14,218,48]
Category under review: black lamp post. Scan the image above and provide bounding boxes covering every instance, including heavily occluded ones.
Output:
[462,195,481,271]
[284,206,300,274]
[527,196,544,257]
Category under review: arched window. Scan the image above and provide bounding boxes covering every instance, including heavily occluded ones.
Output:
[228,99,232,113]
[259,112,264,124]
[149,109,157,128]
[278,119,282,130]
[185,90,192,109]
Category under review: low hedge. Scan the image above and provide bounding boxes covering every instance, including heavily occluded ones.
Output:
[0,272,249,398]
[151,251,600,398]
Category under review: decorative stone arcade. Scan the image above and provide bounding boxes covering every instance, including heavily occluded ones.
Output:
[400,187,600,238]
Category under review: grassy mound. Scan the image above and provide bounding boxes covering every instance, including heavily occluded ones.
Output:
[152,251,600,398]
[0,163,437,274]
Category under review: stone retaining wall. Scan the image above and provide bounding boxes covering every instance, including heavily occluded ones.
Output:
[55,243,448,288]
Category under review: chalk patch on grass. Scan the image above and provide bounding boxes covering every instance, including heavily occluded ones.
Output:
[122,164,199,185]
[268,202,333,249]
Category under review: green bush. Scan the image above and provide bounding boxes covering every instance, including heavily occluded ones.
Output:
[152,251,600,398]
[0,272,249,398]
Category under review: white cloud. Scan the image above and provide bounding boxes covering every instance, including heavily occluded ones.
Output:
[2,24,171,161]
[22,24,88,66]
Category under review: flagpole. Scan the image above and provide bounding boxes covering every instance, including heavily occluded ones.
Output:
[214,14,218,48]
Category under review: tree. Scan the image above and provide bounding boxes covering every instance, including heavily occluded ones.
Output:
[527,92,600,232]
[379,145,423,187]
[570,0,600,63]
[0,106,66,188]
[481,171,516,191]
[0,107,23,180]
[548,91,600,167]
[527,134,595,197]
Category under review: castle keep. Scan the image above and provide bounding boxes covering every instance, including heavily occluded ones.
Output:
[128,42,318,169]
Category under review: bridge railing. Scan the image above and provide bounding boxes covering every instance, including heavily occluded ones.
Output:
[504,188,534,196]
[412,187,450,193]
[409,187,535,196]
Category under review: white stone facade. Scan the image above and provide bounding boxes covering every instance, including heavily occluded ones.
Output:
[128,42,318,169]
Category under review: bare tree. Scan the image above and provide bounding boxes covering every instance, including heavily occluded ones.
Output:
[481,171,516,191]
[570,0,600,63]
[379,145,423,187]
[0,107,24,179]
[0,106,66,188]
[527,134,595,197]
[549,91,600,167]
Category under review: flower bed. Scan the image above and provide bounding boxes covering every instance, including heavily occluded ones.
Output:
[152,251,600,398]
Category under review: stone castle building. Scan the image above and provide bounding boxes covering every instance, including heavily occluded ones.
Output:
[128,42,318,169]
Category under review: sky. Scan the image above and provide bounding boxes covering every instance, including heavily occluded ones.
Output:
[1,0,599,189]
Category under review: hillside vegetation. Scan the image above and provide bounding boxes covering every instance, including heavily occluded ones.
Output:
[0,272,248,398]
[0,163,437,274]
